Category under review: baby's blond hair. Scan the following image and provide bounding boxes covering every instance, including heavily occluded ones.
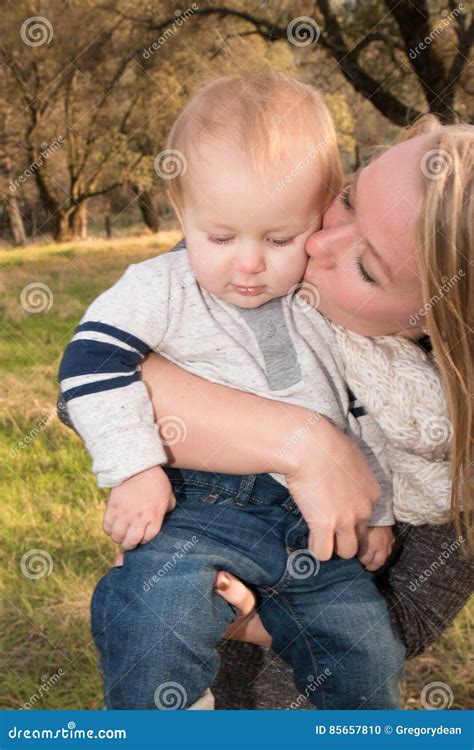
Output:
[165,72,343,214]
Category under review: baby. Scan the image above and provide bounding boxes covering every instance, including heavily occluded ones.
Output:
[58,74,403,709]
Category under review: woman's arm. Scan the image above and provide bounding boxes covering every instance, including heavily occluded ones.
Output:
[140,353,380,560]
[375,521,474,658]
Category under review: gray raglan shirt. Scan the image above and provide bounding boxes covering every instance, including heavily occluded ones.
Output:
[58,242,393,526]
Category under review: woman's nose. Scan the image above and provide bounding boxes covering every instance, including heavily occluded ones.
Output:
[306,230,337,269]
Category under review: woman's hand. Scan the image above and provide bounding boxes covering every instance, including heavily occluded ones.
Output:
[214,572,272,648]
[140,355,378,565]
[286,415,379,561]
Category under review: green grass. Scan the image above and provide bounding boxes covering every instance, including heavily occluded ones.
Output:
[0,233,472,710]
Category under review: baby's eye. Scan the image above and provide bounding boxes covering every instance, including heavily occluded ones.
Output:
[209,236,234,244]
[269,237,294,247]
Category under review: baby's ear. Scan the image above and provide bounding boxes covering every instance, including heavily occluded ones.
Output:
[169,195,185,229]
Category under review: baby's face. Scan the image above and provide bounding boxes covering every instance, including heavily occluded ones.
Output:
[177,142,325,308]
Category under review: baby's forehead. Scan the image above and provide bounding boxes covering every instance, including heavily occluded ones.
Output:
[186,139,329,205]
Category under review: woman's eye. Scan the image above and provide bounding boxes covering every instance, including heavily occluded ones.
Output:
[269,237,294,246]
[355,255,377,285]
[340,185,352,211]
[209,236,234,244]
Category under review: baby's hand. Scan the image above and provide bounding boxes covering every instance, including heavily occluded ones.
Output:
[103,466,176,550]
[358,526,394,571]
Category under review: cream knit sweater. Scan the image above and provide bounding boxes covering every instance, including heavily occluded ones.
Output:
[331,324,452,526]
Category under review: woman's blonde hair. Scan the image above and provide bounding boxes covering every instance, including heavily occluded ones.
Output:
[401,115,473,547]
[165,72,343,215]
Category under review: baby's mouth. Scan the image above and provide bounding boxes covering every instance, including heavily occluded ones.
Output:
[231,284,266,296]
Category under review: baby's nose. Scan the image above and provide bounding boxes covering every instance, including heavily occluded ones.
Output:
[235,251,266,274]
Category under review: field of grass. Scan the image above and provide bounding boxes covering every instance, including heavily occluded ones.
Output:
[0,234,472,710]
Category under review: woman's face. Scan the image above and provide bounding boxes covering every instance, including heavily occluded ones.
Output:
[305,136,429,337]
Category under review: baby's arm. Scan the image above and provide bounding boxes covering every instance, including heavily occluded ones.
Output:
[347,403,395,570]
[58,258,175,547]
[104,466,175,549]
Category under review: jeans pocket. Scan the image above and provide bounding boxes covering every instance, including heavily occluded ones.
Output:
[170,479,237,507]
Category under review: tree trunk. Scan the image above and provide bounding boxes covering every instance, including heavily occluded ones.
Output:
[4,195,27,246]
[131,186,160,233]
[71,201,89,239]
[0,153,28,246]
[105,214,112,238]
[54,211,73,242]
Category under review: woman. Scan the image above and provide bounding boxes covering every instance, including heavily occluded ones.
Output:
[59,117,473,708]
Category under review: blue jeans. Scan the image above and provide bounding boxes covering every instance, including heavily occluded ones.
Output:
[91,470,405,709]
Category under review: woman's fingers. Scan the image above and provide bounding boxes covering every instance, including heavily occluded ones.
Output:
[334,524,359,559]
[308,526,333,561]
[214,572,256,615]
[214,571,272,648]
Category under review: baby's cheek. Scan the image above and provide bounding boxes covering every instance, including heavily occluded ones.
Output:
[284,248,310,287]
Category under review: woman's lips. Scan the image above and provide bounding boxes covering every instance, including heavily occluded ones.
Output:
[231,284,266,296]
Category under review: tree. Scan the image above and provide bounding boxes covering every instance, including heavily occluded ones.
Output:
[114,0,472,125]
[1,3,153,240]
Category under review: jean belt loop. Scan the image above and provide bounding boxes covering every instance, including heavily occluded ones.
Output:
[235,474,258,507]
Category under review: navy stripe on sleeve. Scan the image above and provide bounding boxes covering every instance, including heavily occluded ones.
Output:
[58,339,147,381]
[75,321,151,355]
[62,372,141,402]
